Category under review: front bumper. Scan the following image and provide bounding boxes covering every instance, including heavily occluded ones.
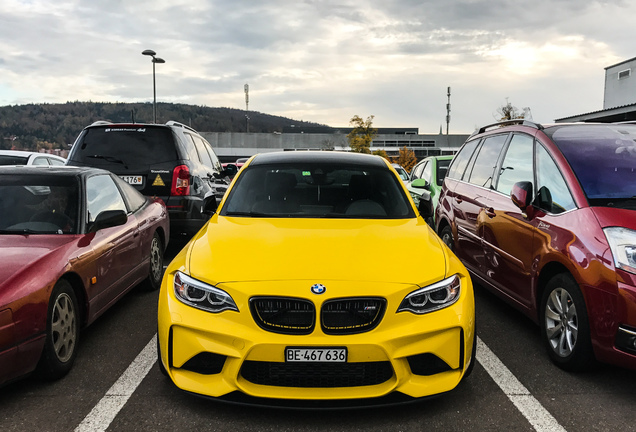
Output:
[158,274,475,403]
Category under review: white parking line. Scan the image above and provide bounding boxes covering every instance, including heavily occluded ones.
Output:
[74,334,566,432]
[74,336,157,432]
[477,337,567,432]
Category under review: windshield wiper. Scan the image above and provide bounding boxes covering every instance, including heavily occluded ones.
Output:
[224,211,268,217]
[87,154,128,168]
[0,228,54,234]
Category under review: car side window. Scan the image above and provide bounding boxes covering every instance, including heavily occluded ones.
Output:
[422,161,433,184]
[86,174,127,223]
[466,134,508,189]
[32,157,49,166]
[113,175,147,213]
[201,138,222,172]
[189,134,214,168]
[410,161,425,180]
[48,157,65,166]
[534,144,576,214]
[447,139,480,180]
[495,133,535,196]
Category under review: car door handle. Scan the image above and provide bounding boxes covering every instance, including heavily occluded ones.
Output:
[485,207,496,218]
[454,197,463,204]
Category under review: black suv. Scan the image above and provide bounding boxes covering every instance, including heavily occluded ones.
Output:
[67,121,235,239]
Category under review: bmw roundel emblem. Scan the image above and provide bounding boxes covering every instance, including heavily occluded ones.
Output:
[310,283,326,295]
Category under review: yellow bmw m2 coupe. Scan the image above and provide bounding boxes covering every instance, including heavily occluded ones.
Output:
[158,151,475,407]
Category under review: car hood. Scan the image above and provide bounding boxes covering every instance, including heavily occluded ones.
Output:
[591,206,636,230]
[0,235,78,290]
[187,215,448,285]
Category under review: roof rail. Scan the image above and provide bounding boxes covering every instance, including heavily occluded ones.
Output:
[469,119,544,138]
[89,120,113,126]
[165,120,197,133]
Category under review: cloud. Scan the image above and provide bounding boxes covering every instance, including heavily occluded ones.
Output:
[0,0,633,132]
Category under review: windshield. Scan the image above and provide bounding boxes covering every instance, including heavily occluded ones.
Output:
[549,124,636,203]
[220,163,415,219]
[0,175,80,234]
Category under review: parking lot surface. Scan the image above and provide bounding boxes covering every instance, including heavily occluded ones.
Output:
[2,243,636,432]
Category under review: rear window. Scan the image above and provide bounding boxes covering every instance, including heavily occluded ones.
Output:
[71,126,178,167]
[0,155,28,165]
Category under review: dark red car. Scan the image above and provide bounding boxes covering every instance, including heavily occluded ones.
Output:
[436,120,636,371]
[0,166,169,386]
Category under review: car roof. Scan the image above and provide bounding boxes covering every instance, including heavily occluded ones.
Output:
[0,150,64,158]
[0,165,109,177]
[249,151,389,168]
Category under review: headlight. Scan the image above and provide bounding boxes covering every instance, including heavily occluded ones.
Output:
[397,275,461,314]
[173,271,238,313]
[604,227,636,274]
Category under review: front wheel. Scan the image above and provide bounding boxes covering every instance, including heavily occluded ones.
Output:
[37,280,79,380]
[141,232,164,291]
[439,225,454,252]
[540,273,595,371]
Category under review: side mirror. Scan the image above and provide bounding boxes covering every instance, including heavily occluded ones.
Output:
[417,190,434,220]
[202,194,219,215]
[222,164,238,178]
[511,181,533,211]
[89,210,127,233]
[411,178,430,190]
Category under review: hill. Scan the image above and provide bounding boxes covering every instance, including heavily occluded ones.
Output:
[0,102,326,151]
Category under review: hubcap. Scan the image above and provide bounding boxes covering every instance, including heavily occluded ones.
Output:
[545,288,578,358]
[52,293,76,363]
[150,237,162,281]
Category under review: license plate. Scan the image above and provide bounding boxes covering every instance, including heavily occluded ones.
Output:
[120,175,143,185]
[285,347,347,362]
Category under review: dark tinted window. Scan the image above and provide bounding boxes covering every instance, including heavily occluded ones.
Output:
[0,155,28,165]
[467,135,508,188]
[436,159,452,186]
[72,127,178,167]
[447,139,480,180]
[496,133,534,196]
[549,124,636,200]
[222,163,414,219]
[188,134,213,168]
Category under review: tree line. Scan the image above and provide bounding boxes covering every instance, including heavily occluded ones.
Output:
[0,102,324,151]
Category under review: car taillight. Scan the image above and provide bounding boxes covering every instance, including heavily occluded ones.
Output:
[171,165,190,196]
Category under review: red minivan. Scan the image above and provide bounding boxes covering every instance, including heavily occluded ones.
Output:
[436,120,636,371]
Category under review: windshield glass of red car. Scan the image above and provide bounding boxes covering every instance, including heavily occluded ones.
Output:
[0,175,79,234]
[550,125,636,206]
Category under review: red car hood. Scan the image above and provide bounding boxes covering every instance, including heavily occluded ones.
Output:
[0,235,79,288]
[591,206,636,230]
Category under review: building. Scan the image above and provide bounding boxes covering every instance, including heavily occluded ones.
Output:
[556,56,636,123]
[202,128,468,163]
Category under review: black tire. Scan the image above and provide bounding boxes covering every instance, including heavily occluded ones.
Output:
[540,273,595,372]
[37,279,79,380]
[439,225,454,252]
[140,232,164,291]
[157,333,168,376]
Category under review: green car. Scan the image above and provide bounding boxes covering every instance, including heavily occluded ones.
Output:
[406,155,454,223]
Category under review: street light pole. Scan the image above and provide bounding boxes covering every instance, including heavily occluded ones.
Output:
[142,49,165,124]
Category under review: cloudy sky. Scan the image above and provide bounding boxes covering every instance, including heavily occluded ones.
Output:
[0,0,632,133]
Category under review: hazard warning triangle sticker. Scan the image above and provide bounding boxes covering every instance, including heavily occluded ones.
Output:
[152,174,165,186]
